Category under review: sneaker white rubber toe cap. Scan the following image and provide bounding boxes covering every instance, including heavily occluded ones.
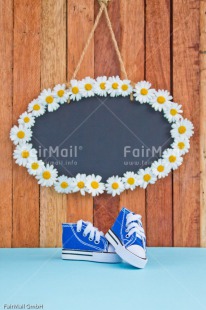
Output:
[105,229,148,268]
[127,245,146,259]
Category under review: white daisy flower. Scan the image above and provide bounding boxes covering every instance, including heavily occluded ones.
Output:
[119,80,133,97]
[13,143,37,167]
[137,167,157,189]
[81,77,95,98]
[54,175,73,194]
[86,174,105,196]
[94,76,108,97]
[53,84,69,104]
[10,125,32,145]
[38,89,59,112]
[171,118,194,139]
[18,112,35,128]
[106,76,121,97]
[163,149,183,170]
[36,164,58,187]
[72,173,88,195]
[122,171,138,190]
[164,103,183,123]
[151,159,171,179]
[150,89,173,111]
[69,80,82,101]
[171,138,190,156]
[133,81,155,104]
[28,99,46,117]
[105,176,124,196]
[26,159,44,176]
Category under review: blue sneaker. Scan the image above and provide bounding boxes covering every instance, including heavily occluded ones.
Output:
[62,220,121,263]
[105,207,148,268]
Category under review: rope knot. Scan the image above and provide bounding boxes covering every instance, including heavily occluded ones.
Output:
[98,0,110,6]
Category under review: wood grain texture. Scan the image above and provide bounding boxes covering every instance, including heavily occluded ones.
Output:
[40,0,67,247]
[0,0,13,247]
[12,0,40,247]
[173,0,200,246]
[146,0,173,246]
[66,0,94,224]
[93,0,120,232]
[200,0,206,247]
[67,194,93,223]
[0,0,202,248]
[94,194,119,234]
[119,0,146,228]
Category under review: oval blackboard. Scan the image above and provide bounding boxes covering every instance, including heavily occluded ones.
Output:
[31,96,173,182]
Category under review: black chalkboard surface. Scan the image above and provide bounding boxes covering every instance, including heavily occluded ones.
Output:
[31,96,173,182]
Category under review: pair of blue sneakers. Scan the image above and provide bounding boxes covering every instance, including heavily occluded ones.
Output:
[62,207,147,268]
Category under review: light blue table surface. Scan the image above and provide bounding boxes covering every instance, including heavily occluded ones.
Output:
[0,248,206,310]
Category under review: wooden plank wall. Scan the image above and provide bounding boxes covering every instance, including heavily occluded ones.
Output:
[0,0,203,247]
[200,0,206,247]
[146,0,172,246]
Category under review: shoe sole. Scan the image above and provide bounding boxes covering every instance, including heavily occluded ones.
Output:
[105,229,148,269]
[62,249,122,263]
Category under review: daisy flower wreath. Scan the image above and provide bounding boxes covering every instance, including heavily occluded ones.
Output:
[10,76,194,197]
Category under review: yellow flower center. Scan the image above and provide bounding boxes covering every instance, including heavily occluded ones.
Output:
[143,174,151,182]
[85,83,92,91]
[31,162,39,170]
[77,181,85,189]
[127,177,135,185]
[112,82,119,90]
[42,171,51,180]
[33,104,40,111]
[91,181,99,189]
[17,131,25,139]
[61,181,68,189]
[157,96,166,104]
[178,142,185,150]
[169,155,176,163]
[178,125,186,134]
[21,150,29,158]
[24,116,30,123]
[46,96,54,104]
[100,82,106,90]
[112,182,119,190]
[140,88,148,95]
[122,84,128,91]
[57,90,65,97]
[170,109,177,116]
[157,165,164,172]
[72,86,79,94]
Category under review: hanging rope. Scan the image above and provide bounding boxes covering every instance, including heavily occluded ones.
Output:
[70,4,105,81]
[103,5,128,80]
[68,0,133,100]
[98,0,110,6]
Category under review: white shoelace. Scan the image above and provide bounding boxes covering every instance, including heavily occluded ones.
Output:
[77,220,104,244]
[126,213,145,240]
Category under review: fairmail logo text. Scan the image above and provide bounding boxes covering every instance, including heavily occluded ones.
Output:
[38,145,83,158]
[123,146,162,158]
